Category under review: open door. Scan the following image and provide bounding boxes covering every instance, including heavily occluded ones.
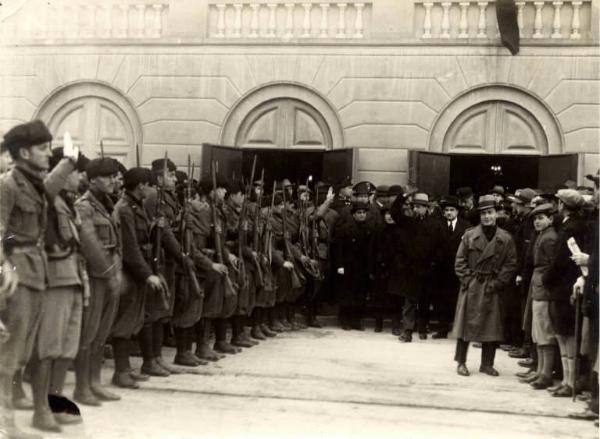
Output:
[538,154,579,191]
[408,151,451,197]
[201,143,243,182]
[322,148,358,187]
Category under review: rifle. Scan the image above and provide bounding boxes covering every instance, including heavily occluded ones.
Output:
[281,181,305,289]
[135,143,140,167]
[152,151,171,310]
[180,155,203,300]
[263,181,277,266]
[252,169,265,287]
[237,156,257,292]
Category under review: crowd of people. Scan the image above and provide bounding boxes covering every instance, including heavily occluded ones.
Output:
[0,119,597,438]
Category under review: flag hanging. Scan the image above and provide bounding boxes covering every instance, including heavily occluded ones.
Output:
[496,0,520,55]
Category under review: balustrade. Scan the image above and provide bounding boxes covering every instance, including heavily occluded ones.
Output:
[0,0,169,41]
[208,2,370,39]
[415,0,591,40]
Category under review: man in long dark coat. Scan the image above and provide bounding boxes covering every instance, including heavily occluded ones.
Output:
[334,201,374,330]
[453,195,518,377]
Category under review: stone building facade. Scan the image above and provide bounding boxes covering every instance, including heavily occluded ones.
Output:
[0,0,598,191]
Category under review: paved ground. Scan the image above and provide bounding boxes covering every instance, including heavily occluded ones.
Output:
[12,325,598,439]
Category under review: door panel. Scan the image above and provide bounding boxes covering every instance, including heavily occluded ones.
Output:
[201,143,243,182]
[409,151,450,197]
[538,154,579,191]
[322,148,357,187]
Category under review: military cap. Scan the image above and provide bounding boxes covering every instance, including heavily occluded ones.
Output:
[86,157,119,180]
[352,181,375,196]
[388,185,404,197]
[477,194,498,211]
[1,120,53,157]
[411,192,430,206]
[351,200,370,213]
[556,188,584,209]
[514,188,537,204]
[531,203,556,217]
[298,184,312,194]
[48,147,89,173]
[123,167,152,188]
[151,157,176,172]
[376,185,390,196]
[585,170,599,188]
[456,186,473,199]
[282,178,293,188]
[491,185,505,196]
[440,196,460,210]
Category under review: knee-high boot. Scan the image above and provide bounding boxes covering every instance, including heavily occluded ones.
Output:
[139,325,168,377]
[214,319,239,354]
[12,368,33,410]
[111,337,139,389]
[250,308,267,340]
[31,358,61,432]
[89,348,120,401]
[195,319,222,361]
[73,349,101,406]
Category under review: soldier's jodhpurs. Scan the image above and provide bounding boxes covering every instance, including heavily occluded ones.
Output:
[454,339,497,366]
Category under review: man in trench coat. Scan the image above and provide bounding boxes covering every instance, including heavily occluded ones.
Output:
[453,195,518,377]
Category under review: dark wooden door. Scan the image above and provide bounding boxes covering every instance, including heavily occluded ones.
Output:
[201,143,243,182]
[408,151,451,197]
[538,154,579,191]
[322,148,358,187]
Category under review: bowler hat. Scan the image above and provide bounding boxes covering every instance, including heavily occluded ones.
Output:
[477,194,497,211]
[1,120,52,156]
[388,185,404,197]
[411,192,429,206]
[556,189,584,209]
[376,185,389,196]
[352,181,375,196]
[531,203,556,217]
[456,186,473,199]
[440,196,460,210]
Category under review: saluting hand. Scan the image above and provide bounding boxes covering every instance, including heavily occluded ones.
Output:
[0,261,18,299]
[283,261,294,270]
[146,275,162,291]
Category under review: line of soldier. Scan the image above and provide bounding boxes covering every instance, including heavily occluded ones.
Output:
[0,120,338,438]
[335,177,598,421]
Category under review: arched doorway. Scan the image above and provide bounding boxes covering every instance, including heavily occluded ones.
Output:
[236,98,332,149]
[35,82,142,167]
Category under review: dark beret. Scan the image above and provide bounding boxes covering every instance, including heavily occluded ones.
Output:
[123,167,152,188]
[86,158,119,180]
[48,147,89,173]
[151,158,176,172]
[1,120,52,155]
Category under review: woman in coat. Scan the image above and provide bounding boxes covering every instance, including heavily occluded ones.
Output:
[452,195,518,377]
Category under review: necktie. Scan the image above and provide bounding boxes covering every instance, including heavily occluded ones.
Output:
[448,221,453,233]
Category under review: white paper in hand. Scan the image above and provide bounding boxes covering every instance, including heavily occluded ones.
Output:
[567,237,589,277]
[63,131,79,160]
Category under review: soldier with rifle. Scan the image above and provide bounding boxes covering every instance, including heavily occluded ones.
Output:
[171,158,211,367]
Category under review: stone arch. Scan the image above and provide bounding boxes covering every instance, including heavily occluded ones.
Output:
[35,81,143,166]
[428,85,564,155]
[221,82,344,150]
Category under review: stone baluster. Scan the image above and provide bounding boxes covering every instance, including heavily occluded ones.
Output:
[249,4,260,38]
[302,3,312,38]
[151,4,164,38]
[441,2,451,38]
[215,4,226,38]
[476,2,488,38]
[336,3,347,38]
[533,1,544,38]
[87,4,98,38]
[422,2,433,39]
[284,3,295,38]
[515,1,525,37]
[551,1,563,38]
[353,3,365,38]
[135,4,146,38]
[319,3,330,38]
[100,4,112,38]
[267,3,277,37]
[117,4,129,38]
[570,1,582,39]
[232,4,243,38]
[458,2,470,38]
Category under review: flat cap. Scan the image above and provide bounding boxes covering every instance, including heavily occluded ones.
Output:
[151,158,176,172]
[1,120,52,155]
[531,203,556,217]
[86,158,119,180]
[477,194,497,211]
[515,188,537,204]
[556,188,584,209]
[491,185,505,195]
[123,167,152,188]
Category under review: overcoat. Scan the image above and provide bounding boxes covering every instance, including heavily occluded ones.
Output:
[452,225,517,342]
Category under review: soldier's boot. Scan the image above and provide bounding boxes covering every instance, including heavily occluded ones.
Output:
[110,338,140,389]
[374,316,384,333]
[288,304,305,330]
[2,372,41,439]
[30,359,61,433]
[195,342,222,361]
[214,319,242,353]
[89,348,121,401]
[214,340,240,354]
[152,322,181,374]
[48,359,82,426]
[267,307,284,332]
[12,369,33,410]
[194,320,224,361]
[260,324,278,337]
[231,316,256,348]
[73,349,102,406]
[174,327,207,366]
[276,304,292,331]
[250,325,267,340]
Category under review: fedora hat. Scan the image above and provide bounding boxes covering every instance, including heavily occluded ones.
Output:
[411,192,429,206]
